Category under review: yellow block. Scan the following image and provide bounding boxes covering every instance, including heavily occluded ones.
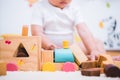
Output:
[63,40,69,49]
[42,62,56,72]
[22,25,28,36]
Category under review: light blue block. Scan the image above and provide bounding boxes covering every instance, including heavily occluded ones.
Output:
[54,49,74,62]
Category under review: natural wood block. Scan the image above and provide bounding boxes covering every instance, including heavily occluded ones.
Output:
[81,61,97,69]
[42,50,53,63]
[70,43,88,65]
[114,61,120,69]
[104,64,120,77]
[81,68,101,76]
[22,25,28,36]
[0,36,41,71]
[97,54,114,67]
[0,61,6,76]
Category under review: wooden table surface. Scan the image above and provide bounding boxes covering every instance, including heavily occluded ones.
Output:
[107,51,120,56]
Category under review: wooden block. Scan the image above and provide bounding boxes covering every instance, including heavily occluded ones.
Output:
[22,25,28,36]
[97,54,114,67]
[81,61,97,69]
[55,63,79,71]
[63,40,69,49]
[42,62,56,72]
[114,61,120,69]
[0,61,6,76]
[81,68,101,76]
[69,43,88,65]
[42,50,53,63]
[104,64,120,77]
[54,49,74,62]
[62,62,75,72]
[0,36,41,71]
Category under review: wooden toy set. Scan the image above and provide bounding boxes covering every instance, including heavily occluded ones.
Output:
[0,26,120,78]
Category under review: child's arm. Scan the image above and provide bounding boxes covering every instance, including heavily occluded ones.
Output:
[76,23,106,60]
[31,25,58,50]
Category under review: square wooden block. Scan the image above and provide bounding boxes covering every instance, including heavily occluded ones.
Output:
[0,61,6,76]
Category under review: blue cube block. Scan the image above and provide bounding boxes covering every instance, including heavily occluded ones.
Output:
[54,49,74,63]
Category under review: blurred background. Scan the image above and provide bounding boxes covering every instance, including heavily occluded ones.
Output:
[0,0,120,50]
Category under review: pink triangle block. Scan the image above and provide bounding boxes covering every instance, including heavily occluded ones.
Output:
[7,63,18,71]
[62,62,75,72]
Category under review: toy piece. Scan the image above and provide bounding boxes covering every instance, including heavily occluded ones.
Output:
[0,36,41,71]
[0,61,6,76]
[22,25,28,36]
[42,62,56,72]
[55,63,79,71]
[114,61,120,69]
[97,54,114,67]
[7,63,18,71]
[54,49,74,62]
[63,40,69,49]
[81,68,101,76]
[69,43,88,65]
[80,61,97,69]
[104,64,120,77]
[62,62,75,72]
[42,50,53,63]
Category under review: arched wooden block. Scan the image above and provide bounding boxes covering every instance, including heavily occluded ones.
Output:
[7,63,18,71]
[62,62,75,72]
[42,62,56,72]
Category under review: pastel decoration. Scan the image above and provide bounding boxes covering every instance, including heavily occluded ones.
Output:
[74,33,82,42]
[42,62,56,72]
[63,40,69,49]
[54,49,74,63]
[17,60,24,66]
[0,36,4,40]
[7,63,18,71]
[99,21,104,28]
[27,0,38,7]
[106,2,110,8]
[62,62,75,72]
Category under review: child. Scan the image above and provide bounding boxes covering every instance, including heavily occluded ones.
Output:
[31,0,106,60]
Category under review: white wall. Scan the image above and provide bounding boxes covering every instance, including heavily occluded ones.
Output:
[0,0,120,50]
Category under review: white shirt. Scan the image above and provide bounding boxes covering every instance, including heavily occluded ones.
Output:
[31,0,84,47]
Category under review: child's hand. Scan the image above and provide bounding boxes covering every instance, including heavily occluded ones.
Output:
[89,50,102,60]
[46,43,60,50]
